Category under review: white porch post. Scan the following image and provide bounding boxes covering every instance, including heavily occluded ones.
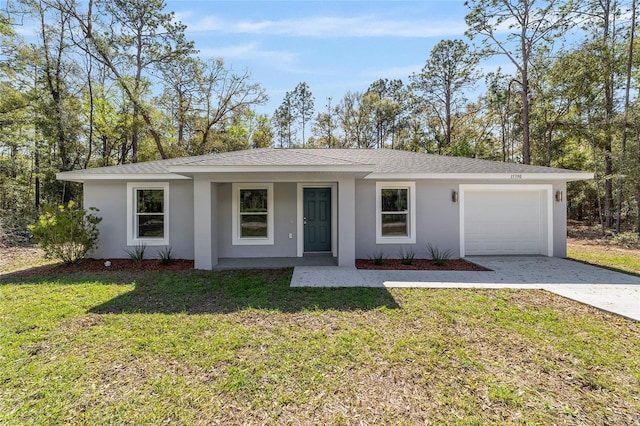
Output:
[337,178,356,267]
[193,177,216,269]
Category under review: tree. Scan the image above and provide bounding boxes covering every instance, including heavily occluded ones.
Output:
[465,0,572,164]
[338,91,376,149]
[410,40,479,154]
[59,0,196,161]
[291,82,315,147]
[191,59,268,155]
[366,79,406,149]
[273,92,295,147]
[312,97,342,148]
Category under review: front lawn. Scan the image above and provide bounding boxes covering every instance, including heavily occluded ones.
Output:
[568,240,640,275]
[1,268,639,425]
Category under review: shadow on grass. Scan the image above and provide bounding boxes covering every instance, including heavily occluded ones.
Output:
[86,268,399,314]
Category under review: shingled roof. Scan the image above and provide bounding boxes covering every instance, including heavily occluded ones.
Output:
[57,148,592,181]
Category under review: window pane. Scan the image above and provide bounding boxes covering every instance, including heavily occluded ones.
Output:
[137,189,164,214]
[381,188,407,212]
[240,189,268,213]
[381,213,408,236]
[240,214,268,238]
[138,215,164,238]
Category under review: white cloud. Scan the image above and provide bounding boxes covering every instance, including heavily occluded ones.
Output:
[182,14,466,38]
[196,42,297,64]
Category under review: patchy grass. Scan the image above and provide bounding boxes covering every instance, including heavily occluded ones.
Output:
[1,268,639,425]
[568,239,640,275]
[0,246,54,274]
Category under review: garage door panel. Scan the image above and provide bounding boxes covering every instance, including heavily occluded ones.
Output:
[464,189,545,256]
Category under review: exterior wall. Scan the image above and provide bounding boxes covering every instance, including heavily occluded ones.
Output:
[83,180,194,259]
[83,175,570,264]
[552,181,568,257]
[216,182,298,258]
[355,179,570,260]
[355,179,460,259]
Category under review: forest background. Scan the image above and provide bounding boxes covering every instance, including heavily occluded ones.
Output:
[1,0,639,244]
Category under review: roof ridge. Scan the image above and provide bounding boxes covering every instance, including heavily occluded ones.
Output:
[286,148,372,165]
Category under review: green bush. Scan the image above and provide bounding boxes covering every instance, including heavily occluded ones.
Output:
[426,243,453,266]
[368,252,388,265]
[29,201,102,264]
[124,244,147,263]
[613,232,640,248]
[398,248,416,265]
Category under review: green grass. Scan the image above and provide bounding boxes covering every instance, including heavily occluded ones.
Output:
[568,246,640,275]
[1,269,639,425]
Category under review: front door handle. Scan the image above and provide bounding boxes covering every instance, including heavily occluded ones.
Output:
[303,216,307,225]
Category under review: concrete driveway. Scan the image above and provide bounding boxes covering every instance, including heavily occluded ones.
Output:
[291,256,640,321]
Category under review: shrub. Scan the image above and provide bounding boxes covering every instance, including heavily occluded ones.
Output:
[426,243,452,266]
[368,252,388,265]
[157,246,173,265]
[29,201,102,264]
[613,232,640,248]
[399,248,416,265]
[125,244,147,263]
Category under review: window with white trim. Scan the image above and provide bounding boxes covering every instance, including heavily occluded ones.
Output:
[376,182,416,244]
[127,182,169,246]
[232,183,274,245]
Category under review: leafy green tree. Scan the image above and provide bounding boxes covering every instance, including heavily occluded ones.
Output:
[291,82,315,147]
[192,59,268,155]
[465,0,572,164]
[273,92,295,148]
[338,91,376,149]
[411,40,479,154]
[29,201,102,264]
[366,79,407,149]
[312,97,342,148]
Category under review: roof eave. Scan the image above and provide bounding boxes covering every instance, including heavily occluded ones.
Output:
[55,172,191,182]
[364,172,594,181]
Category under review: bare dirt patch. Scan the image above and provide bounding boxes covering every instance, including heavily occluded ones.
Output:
[6,257,194,278]
[356,258,489,271]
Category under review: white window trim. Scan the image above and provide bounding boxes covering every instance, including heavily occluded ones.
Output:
[376,181,416,244]
[232,183,274,245]
[126,182,169,246]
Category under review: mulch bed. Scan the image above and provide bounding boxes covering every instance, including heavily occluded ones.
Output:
[7,258,194,278]
[356,258,490,271]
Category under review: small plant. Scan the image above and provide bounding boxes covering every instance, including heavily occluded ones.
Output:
[613,232,639,248]
[29,201,102,265]
[124,243,146,263]
[399,248,416,265]
[426,243,452,266]
[368,252,388,265]
[157,246,173,265]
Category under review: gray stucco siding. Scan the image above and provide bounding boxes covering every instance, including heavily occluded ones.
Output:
[83,180,194,260]
[354,180,460,259]
[216,182,298,258]
[355,179,568,260]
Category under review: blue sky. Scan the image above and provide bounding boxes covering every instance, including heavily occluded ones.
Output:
[168,0,483,115]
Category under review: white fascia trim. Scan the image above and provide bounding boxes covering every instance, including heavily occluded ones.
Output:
[375,181,417,245]
[126,182,170,246]
[296,183,338,257]
[168,165,374,174]
[56,173,191,182]
[232,183,274,246]
[458,184,554,258]
[364,172,593,181]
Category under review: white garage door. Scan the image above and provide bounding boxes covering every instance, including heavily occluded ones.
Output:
[463,188,549,256]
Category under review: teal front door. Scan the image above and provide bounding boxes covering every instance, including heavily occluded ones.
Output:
[304,188,332,252]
